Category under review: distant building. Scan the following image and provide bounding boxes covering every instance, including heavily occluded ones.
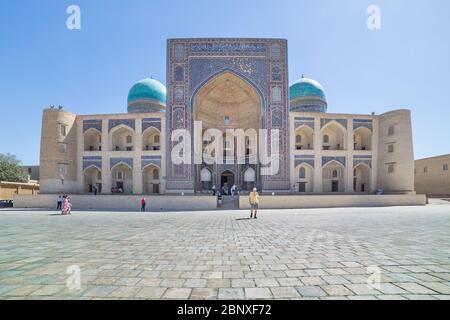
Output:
[415,154,450,197]
[21,165,40,182]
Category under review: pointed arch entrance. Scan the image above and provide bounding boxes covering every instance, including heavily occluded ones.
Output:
[192,71,263,192]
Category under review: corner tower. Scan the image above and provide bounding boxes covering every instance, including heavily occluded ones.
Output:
[40,107,78,193]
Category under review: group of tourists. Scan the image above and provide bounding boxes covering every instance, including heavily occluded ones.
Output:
[56,195,72,215]
[211,184,238,196]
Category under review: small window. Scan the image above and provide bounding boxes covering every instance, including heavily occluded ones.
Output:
[60,124,67,136]
[154,135,160,144]
[296,135,302,144]
[388,144,394,153]
[332,170,338,178]
[323,135,329,144]
[126,135,132,144]
[299,167,306,179]
[388,125,395,136]
[444,164,448,171]
[424,167,428,173]
[117,171,123,180]
[97,171,102,179]
[58,163,67,176]
[153,169,159,180]
[224,116,230,125]
[387,164,395,174]
[59,143,67,153]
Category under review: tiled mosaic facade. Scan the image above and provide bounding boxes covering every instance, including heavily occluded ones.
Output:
[166,38,290,191]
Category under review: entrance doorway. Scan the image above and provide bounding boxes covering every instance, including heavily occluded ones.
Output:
[331,180,339,192]
[221,171,235,193]
[298,182,306,193]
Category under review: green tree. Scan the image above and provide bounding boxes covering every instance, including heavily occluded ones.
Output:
[0,153,28,183]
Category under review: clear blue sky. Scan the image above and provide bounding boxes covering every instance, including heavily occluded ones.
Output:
[1,0,449,165]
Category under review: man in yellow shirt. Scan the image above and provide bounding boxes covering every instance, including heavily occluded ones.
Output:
[249,187,259,219]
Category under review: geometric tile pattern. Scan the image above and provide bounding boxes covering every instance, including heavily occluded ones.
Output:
[294,155,315,168]
[353,119,373,131]
[110,158,133,170]
[294,117,315,130]
[108,119,135,132]
[83,120,102,133]
[83,156,102,171]
[141,156,162,170]
[322,156,346,167]
[142,118,162,132]
[166,38,290,191]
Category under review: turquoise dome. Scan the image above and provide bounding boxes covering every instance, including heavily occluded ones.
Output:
[289,77,327,113]
[289,77,326,100]
[127,78,166,113]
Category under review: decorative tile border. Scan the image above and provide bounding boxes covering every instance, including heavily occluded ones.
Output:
[141,155,162,169]
[294,117,315,130]
[322,156,346,167]
[142,118,161,132]
[353,119,373,131]
[353,155,373,168]
[108,119,135,132]
[83,156,102,171]
[110,157,133,170]
[294,155,315,168]
[83,120,102,133]
[320,118,348,129]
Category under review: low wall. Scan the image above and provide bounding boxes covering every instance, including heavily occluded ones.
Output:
[13,194,217,212]
[239,194,427,209]
[1,181,39,201]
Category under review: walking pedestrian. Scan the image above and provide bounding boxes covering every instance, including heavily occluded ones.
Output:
[62,195,72,215]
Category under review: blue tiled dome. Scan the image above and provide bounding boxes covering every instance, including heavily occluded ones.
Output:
[290,77,326,100]
[289,77,327,113]
[127,78,166,113]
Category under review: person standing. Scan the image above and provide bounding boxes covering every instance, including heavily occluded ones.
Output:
[249,187,260,219]
[212,185,216,196]
[62,195,72,215]
[57,195,62,211]
[93,184,98,195]
[141,197,146,212]
[231,184,237,196]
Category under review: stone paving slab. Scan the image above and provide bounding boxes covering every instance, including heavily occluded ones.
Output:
[0,204,449,300]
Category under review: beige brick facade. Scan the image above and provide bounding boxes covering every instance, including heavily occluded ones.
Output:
[415,154,450,196]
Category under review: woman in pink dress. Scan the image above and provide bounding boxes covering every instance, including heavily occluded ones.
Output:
[62,195,72,215]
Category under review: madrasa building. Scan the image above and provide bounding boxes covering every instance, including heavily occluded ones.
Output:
[31,38,423,209]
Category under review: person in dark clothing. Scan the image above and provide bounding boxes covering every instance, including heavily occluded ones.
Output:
[57,195,62,211]
[141,197,146,212]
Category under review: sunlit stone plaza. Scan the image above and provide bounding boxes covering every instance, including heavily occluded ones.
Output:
[1,201,449,300]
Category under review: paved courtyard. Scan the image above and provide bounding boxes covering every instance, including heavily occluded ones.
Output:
[1,202,450,300]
